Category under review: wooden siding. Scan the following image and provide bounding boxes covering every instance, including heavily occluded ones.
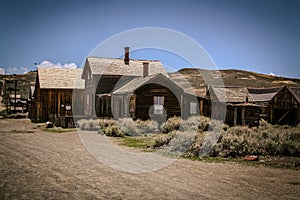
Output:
[135,84,181,120]
[226,105,260,127]
[30,88,84,123]
[269,87,298,125]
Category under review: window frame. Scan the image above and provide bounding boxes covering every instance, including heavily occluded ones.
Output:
[153,96,164,115]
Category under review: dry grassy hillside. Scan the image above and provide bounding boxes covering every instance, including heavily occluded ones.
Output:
[169,68,300,96]
[0,71,37,104]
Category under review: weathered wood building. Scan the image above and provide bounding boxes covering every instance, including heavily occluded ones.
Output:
[289,87,300,124]
[30,67,85,125]
[206,86,260,126]
[81,47,199,121]
[249,86,299,125]
[112,72,199,121]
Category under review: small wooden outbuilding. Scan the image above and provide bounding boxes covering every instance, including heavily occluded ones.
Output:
[30,67,85,126]
[206,86,260,126]
[249,86,299,125]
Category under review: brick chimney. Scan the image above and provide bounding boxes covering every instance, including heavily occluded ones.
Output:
[143,62,149,78]
[124,47,130,65]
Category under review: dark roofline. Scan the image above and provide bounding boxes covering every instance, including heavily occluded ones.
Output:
[112,73,184,95]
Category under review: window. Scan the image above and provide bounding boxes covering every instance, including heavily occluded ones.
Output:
[190,102,197,115]
[154,96,164,114]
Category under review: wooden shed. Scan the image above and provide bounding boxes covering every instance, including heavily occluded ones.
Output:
[30,67,85,125]
[205,86,259,126]
[288,87,300,124]
[249,86,299,125]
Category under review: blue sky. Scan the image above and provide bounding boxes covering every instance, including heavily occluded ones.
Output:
[0,0,299,78]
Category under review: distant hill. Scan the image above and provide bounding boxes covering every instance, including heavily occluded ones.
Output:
[169,68,300,97]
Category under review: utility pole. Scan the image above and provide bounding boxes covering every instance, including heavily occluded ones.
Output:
[14,79,17,113]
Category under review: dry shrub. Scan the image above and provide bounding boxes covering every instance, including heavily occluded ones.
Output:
[153,132,177,148]
[98,118,116,128]
[117,118,158,136]
[78,119,99,131]
[136,119,158,134]
[160,116,182,133]
[103,125,124,137]
[213,122,300,157]
[182,116,211,131]
[78,119,89,130]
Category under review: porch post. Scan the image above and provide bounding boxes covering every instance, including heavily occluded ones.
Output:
[242,107,246,126]
[234,107,237,126]
[180,94,184,119]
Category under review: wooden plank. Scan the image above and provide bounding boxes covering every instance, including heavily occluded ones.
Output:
[275,109,292,124]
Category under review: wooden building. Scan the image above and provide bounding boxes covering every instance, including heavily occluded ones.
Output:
[111,73,199,121]
[249,86,299,125]
[81,48,167,118]
[289,87,300,124]
[81,47,199,121]
[30,67,85,125]
[206,86,260,126]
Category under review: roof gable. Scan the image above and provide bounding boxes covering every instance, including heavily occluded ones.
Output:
[112,73,184,95]
[38,67,85,89]
[288,87,300,103]
[247,87,282,102]
[83,57,167,77]
[209,86,254,103]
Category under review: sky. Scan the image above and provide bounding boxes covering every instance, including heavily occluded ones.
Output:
[0,0,299,78]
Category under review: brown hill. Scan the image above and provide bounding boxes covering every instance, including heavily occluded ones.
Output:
[0,71,37,104]
[169,68,300,97]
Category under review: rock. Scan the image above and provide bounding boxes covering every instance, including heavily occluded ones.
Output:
[244,155,259,161]
[46,121,54,128]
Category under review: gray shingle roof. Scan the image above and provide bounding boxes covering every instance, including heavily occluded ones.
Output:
[247,87,282,102]
[38,67,85,89]
[85,57,167,76]
[209,86,254,103]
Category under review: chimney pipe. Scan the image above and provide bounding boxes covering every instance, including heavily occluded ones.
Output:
[143,62,149,78]
[124,47,130,65]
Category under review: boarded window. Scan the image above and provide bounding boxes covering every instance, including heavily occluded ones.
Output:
[154,96,164,114]
[190,102,197,115]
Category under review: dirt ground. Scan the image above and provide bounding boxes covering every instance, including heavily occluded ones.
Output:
[0,119,299,199]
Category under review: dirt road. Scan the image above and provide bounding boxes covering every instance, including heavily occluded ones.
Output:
[0,119,299,199]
